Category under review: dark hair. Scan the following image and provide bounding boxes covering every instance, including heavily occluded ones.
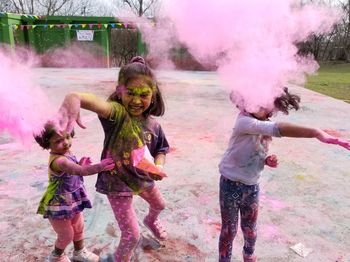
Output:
[109,56,165,117]
[274,87,301,114]
[34,121,74,150]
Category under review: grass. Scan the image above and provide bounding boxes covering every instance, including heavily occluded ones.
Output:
[305,62,350,103]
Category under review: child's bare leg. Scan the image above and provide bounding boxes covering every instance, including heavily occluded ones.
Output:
[49,218,74,255]
[70,212,85,250]
[108,195,140,262]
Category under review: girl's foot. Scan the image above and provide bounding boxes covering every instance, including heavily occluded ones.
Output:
[72,247,99,262]
[47,252,71,262]
[143,217,167,240]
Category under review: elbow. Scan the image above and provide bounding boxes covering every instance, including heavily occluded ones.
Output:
[312,128,322,138]
[276,123,285,137]
[72,167,88,177]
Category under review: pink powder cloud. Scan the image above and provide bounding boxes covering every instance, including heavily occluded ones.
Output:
[163,0,342,112]
[0,48,54,147]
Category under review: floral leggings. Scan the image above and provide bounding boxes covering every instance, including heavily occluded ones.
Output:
[107,185,165,262]
[218,176,259,262]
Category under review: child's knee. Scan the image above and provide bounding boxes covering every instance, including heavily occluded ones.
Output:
[242,226,257,239]
[156,200,166,211]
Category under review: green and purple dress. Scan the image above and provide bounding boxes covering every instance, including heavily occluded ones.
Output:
[37,153,92,219]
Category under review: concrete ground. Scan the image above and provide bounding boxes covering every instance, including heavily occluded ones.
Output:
[0,68,349,261]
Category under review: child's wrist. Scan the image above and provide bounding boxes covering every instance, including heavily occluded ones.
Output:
[155,164,164,169]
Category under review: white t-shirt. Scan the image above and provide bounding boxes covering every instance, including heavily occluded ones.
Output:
[219,112,281,185]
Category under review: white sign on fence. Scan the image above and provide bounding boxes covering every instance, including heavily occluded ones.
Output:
[76,30,94,41]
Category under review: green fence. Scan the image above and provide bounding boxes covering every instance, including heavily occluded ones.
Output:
[0,12,145,67]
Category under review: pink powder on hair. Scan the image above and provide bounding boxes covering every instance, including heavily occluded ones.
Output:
[163,0,341,111]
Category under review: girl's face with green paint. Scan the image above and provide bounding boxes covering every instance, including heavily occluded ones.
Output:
[121,77,154,117]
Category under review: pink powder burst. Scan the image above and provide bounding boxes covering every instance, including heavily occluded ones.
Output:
[0,47,54,147]
[118,13,178,69]
[164,0,342,112]
[39,42,106,68]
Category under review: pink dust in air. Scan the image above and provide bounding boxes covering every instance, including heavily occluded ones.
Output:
[39,42,106,68]
[117,11,178,69]
[0,48,54,147]
[162,0,342,112]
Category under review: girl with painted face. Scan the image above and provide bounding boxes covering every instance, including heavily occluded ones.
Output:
[57,56,169,262]
[218,88,350,262]
[34,122,115,262]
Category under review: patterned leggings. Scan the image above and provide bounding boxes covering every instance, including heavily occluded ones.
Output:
[107,185,165,262]
[218,176,259,262]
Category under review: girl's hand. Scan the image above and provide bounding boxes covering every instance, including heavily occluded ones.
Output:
[150,174,164,181]
[149,165,165,181]
[99,158,115,171]
[57,93,86,133]
[317,130,350,150]
[79,157,92,166]
[265,154,278,168]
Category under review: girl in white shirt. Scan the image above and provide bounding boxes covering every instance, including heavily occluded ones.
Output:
[218,88,350,262]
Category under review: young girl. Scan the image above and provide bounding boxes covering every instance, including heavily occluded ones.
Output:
[35,122,115,262]
[218,88,350,262]
[57,56,170,262]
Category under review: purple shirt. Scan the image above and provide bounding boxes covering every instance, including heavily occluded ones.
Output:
[96,102,169,195]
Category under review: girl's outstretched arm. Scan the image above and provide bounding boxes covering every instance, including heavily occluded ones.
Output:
[277,122,350,150]
[58,92,112,132]
[52,157,115,177]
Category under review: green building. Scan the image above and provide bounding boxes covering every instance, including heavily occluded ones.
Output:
[0,12,145,67]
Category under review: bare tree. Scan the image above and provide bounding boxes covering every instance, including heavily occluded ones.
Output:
[0,1,13,12]
[2,0,97,16]
[296,0,350,62]
[107,0,161,17]
[110,29,138,66]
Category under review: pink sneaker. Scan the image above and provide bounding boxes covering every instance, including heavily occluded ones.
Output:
[143,217,167,240]
[72,247,99,262]
[243,253,257,262]
[47,252,71,262]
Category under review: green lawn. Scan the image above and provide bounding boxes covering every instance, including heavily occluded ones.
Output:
[305,62,350,103]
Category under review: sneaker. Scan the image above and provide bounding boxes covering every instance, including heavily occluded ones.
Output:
[72,247,99,262]
[47,252,71,262]
[243,253,257,262]
[143,217,167,240]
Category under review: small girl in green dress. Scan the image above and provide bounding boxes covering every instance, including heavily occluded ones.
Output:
[35,122,115,262]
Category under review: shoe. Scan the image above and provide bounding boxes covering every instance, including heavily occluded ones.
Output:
[47,252,71,262]
[143,216,167,240]
[243,253,257,262]
[72,247,99,262]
